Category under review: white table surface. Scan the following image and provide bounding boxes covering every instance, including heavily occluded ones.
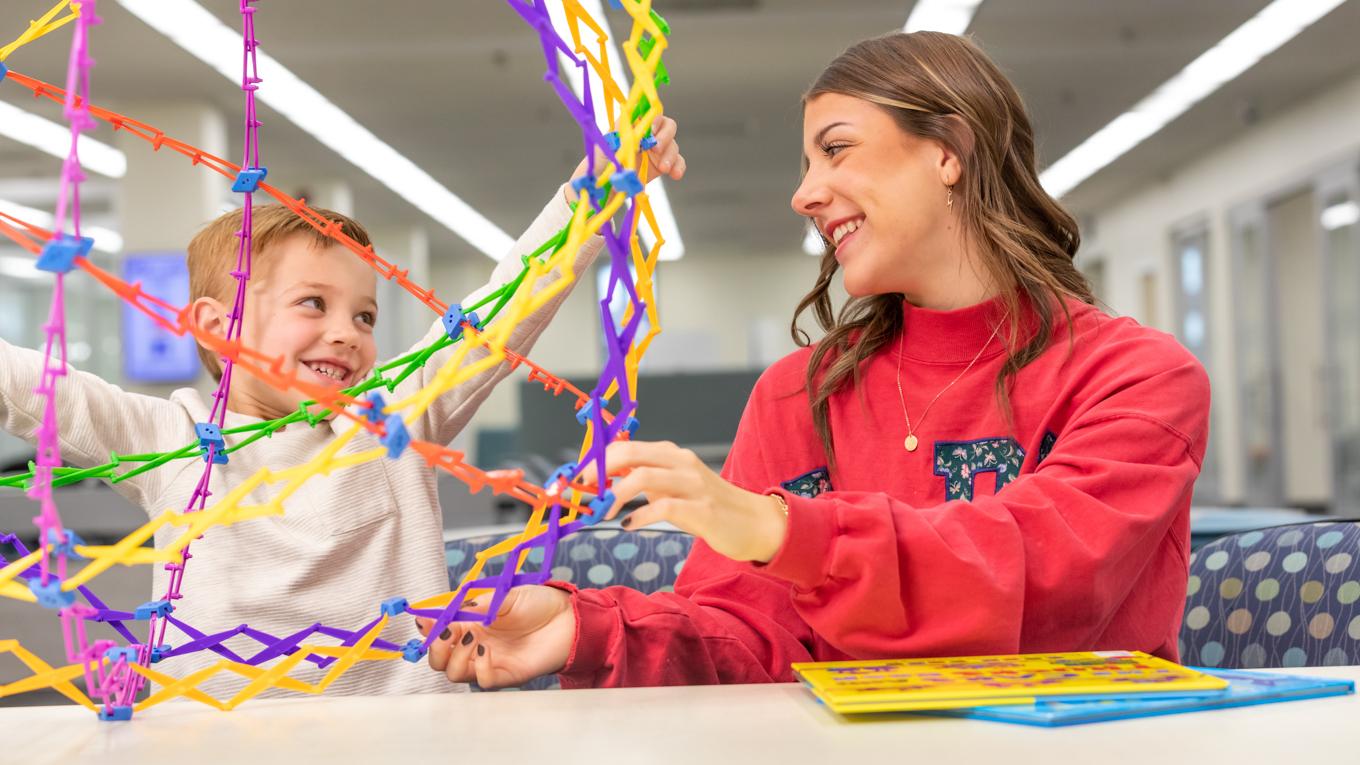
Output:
[3,666,1358,765]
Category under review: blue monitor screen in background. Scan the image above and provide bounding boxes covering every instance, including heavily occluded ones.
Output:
[121,253,200,383]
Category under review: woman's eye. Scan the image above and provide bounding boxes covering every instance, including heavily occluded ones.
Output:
[822,142,850,157]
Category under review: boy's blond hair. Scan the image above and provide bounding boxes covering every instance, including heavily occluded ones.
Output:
[187,204,371,380]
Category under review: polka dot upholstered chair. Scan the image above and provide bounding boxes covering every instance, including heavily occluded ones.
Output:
[1181,521,1360,669]
[445,526,695,690]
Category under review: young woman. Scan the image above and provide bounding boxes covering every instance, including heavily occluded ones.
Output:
[416,32,1210,689]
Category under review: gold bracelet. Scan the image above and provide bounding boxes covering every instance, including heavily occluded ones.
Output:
[768,492,789,519]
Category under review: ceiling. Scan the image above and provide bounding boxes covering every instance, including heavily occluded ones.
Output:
[2,0,1359,262]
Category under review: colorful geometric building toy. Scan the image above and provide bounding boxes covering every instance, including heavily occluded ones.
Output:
[0,0,671,718]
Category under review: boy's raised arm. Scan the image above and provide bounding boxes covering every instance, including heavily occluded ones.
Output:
[394,184,605,447]
[0,336,187,506]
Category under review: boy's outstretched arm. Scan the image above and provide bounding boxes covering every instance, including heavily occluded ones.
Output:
[396,116,685,447]
[0,336,188,507]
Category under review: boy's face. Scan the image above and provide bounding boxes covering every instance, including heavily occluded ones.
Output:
[223,234,379,421]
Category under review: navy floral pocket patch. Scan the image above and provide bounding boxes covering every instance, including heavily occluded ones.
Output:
[781,467,832,498]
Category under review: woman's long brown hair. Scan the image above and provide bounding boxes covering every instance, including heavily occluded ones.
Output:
[793,32,1095,471]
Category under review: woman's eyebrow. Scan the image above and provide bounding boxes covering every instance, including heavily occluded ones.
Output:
[813,121,850,146]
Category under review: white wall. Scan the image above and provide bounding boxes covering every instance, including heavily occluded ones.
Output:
[1081,67,1360,505]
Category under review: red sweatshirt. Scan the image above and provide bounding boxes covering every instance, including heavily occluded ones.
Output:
[556,296,1210,687]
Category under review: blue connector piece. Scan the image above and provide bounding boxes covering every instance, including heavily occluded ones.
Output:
[603,131,621,151]
[640,134,658,151]
[35,234,95,274]
[98,705,134,722]
[544,461,578,491]
[380,596,408,618]
[149,645,173,663]
[231,166,268,193]
[401,638,427,663]
[570,174,607,206]
[441,304,481,343]
[621,416,641,438]
[46,528,87,560]
[28,579,74,609]
[575,398,599,426]
[608,0,624,9]
[611,169,645,197]
[380,414,410,459]
[585,491,615,526]
[134,599,173,620]
[195,422,228,465]
[362,391,387,424]
[103,646,139,664]
[0,62,8,84]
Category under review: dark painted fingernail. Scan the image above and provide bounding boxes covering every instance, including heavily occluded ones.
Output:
[476,644,486,657]
[621,515,632,529]
[439,628,451,641]
[461,631,474,646]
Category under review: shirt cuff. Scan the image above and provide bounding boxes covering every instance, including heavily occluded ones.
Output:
[548,580,613,688]
[753,488,837,592]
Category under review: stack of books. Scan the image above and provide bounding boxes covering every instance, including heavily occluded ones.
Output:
[792,650,1353,726]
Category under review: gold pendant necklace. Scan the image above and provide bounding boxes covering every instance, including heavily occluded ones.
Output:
[895,321,1003,452]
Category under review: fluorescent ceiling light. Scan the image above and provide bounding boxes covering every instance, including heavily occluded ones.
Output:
[546,0,685,261]
[802,221,824,255]
[904,0,984,34]
[0,254,49,281]
[115,0,514,260]
[1040,0,1346,198]
[0,197,123,253]
[0,100,126,178]
[1322,200,1360,230]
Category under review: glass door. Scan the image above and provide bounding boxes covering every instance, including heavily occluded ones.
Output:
[1318,165,1360,513]
[1231,203,1285,506]
[1171,222,1219,502]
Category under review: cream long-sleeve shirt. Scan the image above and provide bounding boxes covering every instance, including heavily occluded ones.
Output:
[0,190,601,698]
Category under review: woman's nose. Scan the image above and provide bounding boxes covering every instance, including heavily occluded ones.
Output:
[791,168,830,218]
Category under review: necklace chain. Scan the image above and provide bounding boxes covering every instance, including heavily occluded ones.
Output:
[894,321,1003,452]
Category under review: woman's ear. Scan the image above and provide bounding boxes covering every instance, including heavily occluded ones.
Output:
[189,296,228,339]
[937,114,975,187]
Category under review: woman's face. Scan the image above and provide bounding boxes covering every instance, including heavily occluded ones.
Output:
[792,93,960,300]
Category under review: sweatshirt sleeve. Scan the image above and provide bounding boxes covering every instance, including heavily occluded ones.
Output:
[0,336,188,508]
[559,349,1210,687]
[556,365,822,688]
[392,186,604,446]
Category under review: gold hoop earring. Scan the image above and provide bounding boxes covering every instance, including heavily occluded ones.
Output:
[946,185,954,211]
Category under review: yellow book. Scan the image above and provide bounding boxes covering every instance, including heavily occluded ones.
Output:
[792,650,1230,715]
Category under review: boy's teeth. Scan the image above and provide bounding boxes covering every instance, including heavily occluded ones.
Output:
[308,363,344,381]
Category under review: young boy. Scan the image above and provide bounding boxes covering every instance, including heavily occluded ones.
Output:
[0,118,685,698]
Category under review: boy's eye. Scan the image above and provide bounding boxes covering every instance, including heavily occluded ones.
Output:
[357,311,376,327]
[299,296,324,311]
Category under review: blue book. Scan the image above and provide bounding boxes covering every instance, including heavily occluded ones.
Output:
[933,668,1354,727]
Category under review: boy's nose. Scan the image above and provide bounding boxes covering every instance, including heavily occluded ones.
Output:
[325,319,360,349]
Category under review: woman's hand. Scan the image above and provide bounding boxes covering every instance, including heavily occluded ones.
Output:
[416,585,575,689]
[565,115,686,203]
[582,440,789,563]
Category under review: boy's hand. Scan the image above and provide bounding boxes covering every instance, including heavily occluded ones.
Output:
[416,585,575,689]
[565,115,685,203]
